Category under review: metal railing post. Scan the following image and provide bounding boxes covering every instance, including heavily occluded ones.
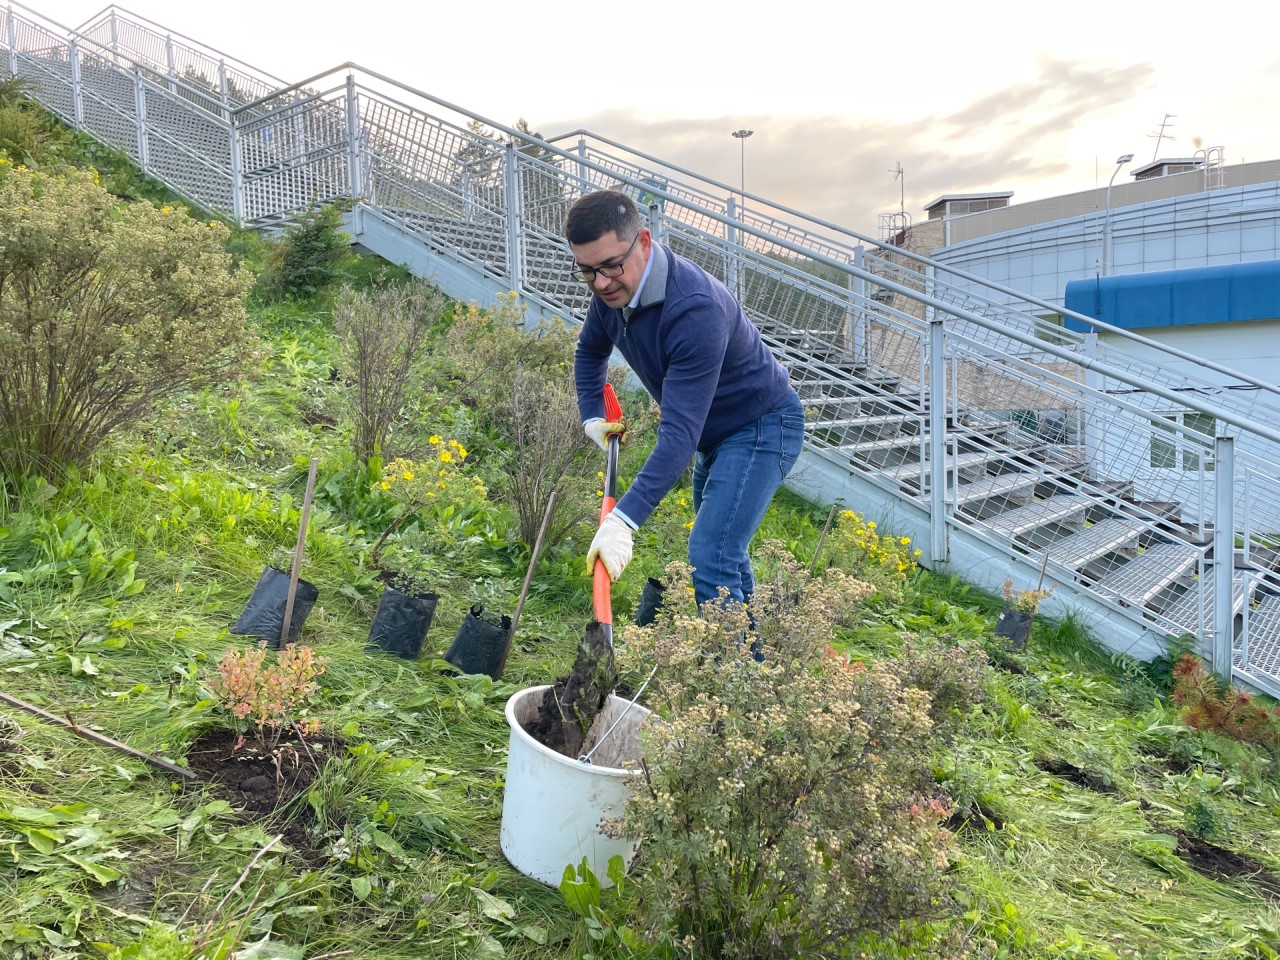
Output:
[848,246,866,362]
[646,202,660,241]
[7,9,17,79]
[164,34,175,94]
[133,70,148,173]
[219,59,230,121]
[345,73,362,199]
[1212,434,1235,678]
[576,135,588,189]
[69,39,83,128]
[229,121,244,225]
[726,195,739,300]
[504,142,523,290]
[929,317,948,563]
[1083,332,1100,470]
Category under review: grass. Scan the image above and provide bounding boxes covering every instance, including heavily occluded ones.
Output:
[2,131,1280,958]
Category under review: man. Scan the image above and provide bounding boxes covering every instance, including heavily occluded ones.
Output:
[567,189,805,609]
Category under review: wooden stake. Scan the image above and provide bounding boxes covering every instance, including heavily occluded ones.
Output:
[0,690,197,779]
[497,490,558,680]
[280,457,319,647]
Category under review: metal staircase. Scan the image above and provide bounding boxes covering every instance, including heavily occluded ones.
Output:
[7,2,1280,696]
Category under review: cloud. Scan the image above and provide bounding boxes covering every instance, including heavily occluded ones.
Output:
[542,58,1158,237]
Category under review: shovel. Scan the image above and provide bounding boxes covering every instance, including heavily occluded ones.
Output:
[592,383,625,649]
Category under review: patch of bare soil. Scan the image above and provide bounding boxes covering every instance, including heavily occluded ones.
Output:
[1174,829,1280,902]
[184,727,344,866]
[1034,756,1117,793]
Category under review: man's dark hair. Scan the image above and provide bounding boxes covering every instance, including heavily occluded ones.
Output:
[564,190,642,245]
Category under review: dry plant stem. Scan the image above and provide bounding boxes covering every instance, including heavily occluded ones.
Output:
[176,870,222,928]
[808,503,840,578]
[280,457,319,646]
[368,511,408,571]
[1036,550,1049,592]
[208,834,282,921]
[0,690,197,779]
[290,720,322,775]
[498,490,558,679]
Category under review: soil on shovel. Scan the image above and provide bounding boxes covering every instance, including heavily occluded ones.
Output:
[524,621,616,759]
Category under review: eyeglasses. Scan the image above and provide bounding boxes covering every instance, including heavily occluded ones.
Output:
[570,232,640,283]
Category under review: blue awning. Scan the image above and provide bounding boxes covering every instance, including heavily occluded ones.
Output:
[1063,259,1280,332]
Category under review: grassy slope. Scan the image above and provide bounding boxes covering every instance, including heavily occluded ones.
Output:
[0,158,1278,959]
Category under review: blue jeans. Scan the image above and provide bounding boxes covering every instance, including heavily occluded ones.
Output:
[689,391,805,608]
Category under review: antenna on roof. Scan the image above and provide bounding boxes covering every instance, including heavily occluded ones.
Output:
[1148,113,1177,162]
[889,162,905,218]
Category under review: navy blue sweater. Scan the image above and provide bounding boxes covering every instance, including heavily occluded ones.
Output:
[575,244,794,527]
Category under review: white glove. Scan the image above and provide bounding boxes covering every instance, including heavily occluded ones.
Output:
[584,418,626,452]
[587,512,634,582]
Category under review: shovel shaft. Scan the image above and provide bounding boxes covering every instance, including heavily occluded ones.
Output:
[593,386,623,628]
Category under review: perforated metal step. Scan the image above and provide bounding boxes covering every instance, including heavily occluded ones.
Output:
[1046,517,1149,570]
[1242,594,1280,678]
[1093,542,1200,606]
[1159,575,1248,635]
[957,473,1034,512]
[986,494,1091,539]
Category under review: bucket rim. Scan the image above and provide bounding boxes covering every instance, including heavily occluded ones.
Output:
[505,684,646,777]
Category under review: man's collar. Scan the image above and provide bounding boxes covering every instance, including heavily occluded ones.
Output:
[626,242,668,314]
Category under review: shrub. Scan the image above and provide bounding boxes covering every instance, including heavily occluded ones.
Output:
[430,293,578,430]
[1171,653,1279,754]
[261,200,353,300]
[0,163,255,479]
[822,508,921,603]
[208,642,328,751]
[494,371,597,550]
[332,277,445,460]
[614,547,953,958]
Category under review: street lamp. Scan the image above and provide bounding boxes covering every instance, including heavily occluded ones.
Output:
[731,129,753,204]
[1102,152,1134,276]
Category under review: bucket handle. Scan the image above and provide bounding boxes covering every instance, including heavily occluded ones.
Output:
[578,665,658,765]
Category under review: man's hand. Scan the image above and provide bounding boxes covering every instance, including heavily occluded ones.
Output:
[587,512,633,581]
[584,418,626,452]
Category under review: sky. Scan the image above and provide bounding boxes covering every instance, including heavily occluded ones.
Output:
[18,0,1280,235]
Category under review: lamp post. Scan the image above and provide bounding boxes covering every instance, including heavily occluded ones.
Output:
[1102,153,1134,276]
[731,128,753,205]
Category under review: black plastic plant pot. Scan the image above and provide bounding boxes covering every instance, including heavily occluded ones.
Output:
[444,604,511,680]
[367,584,439,660]
[634,577,667,627]
[994,607,1034,650]
[230,566,319,648]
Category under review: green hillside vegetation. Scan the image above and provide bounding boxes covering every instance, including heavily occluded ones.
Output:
[1,91,1279,960]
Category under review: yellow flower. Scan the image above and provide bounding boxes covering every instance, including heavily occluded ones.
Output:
[429,435,441,445]
[678,497,687,507]
[456,445,468,459]
[439,451,453,463]
[914,549,922,557]
[597,490,604,497]
[597,471,604,479]
[867,521,876,528]
[402,470,414,480]
[900,536,911,545]
[161,205,172,213]
[380,481,391,490]
[684,521,694,530]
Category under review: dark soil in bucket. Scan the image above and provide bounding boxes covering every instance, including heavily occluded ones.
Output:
[1034,756,1117,793]
[1173,829,1280,902]
[524,620,615,759]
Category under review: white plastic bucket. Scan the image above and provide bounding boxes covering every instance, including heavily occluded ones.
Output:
[500,684,649,888]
